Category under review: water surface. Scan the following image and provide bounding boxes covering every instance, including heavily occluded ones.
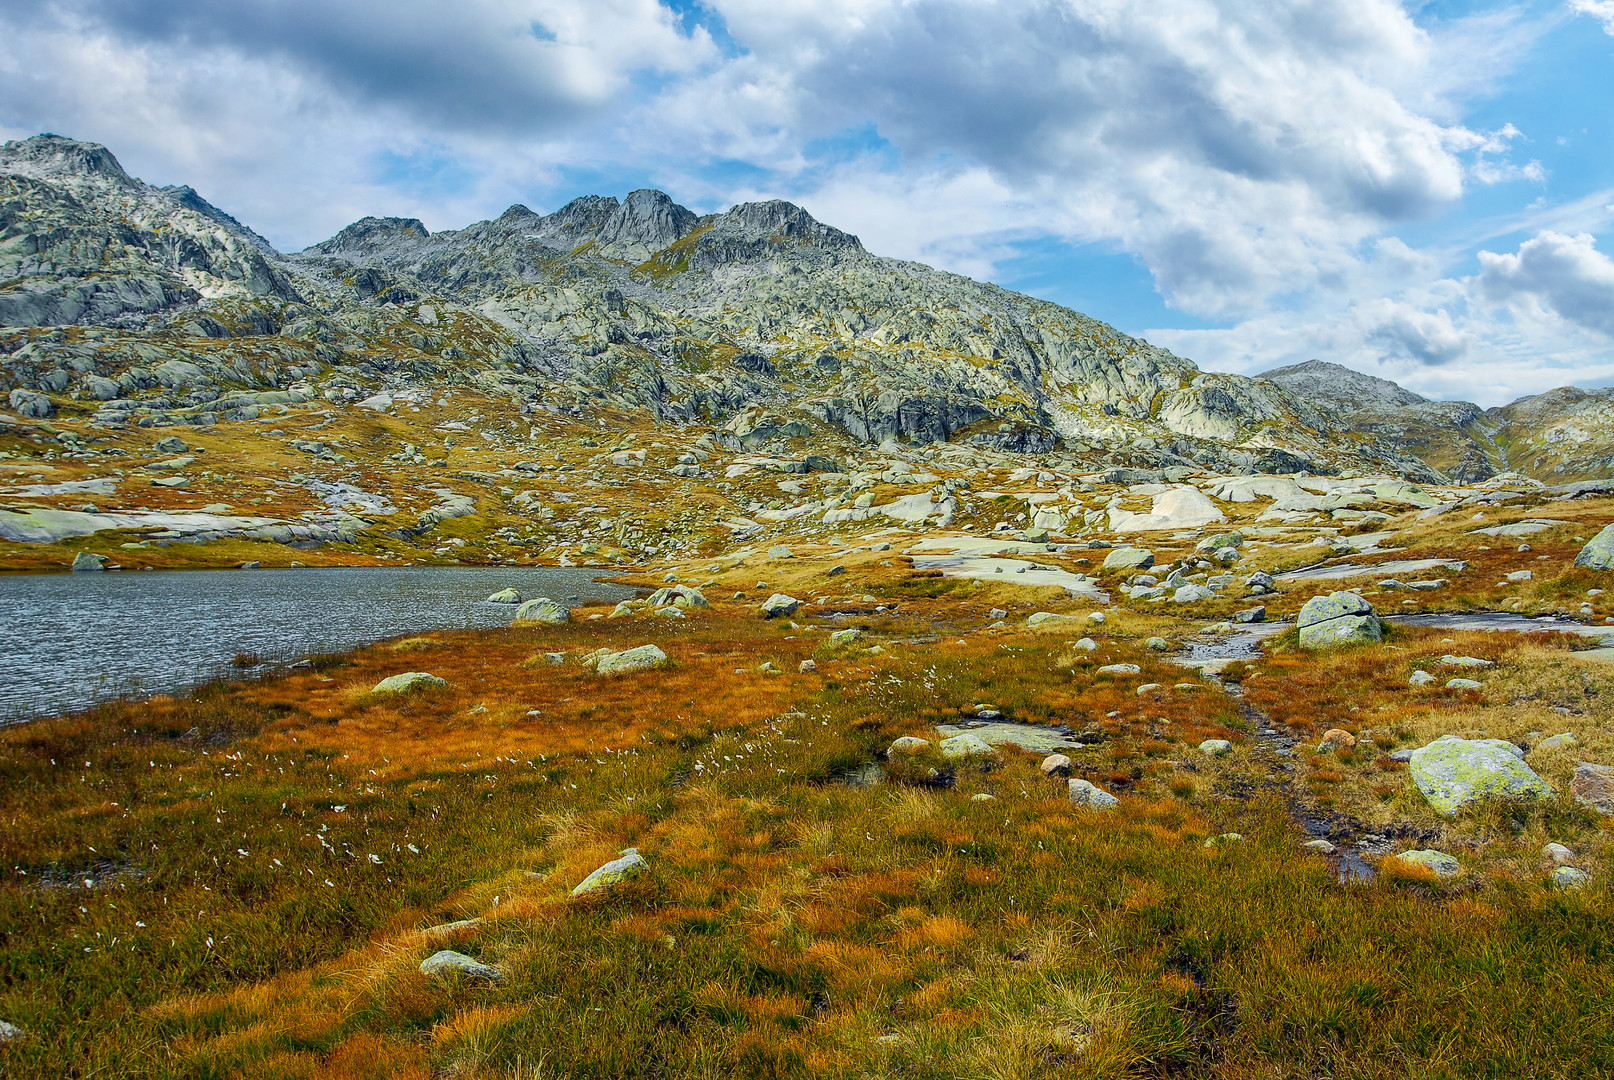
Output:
[0,566,636,721]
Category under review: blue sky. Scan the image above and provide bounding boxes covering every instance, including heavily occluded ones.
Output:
[1,0,1611,405]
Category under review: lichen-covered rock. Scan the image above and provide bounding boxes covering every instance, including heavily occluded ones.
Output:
[1172,584,1215,603]
[827,628,863,647]
[1390,849,1462,878]
[888,736,931,755]
[1097,663,1141,676]
[1026,611,1081,628]
[1199,739,1232,756]
[372,672,447,694]
[1573,523,1614,570]
[571,848,648,896]
[1102,547,1154,571]
[1551,866,1590,890]
[1571,761,1614,815]
[486,587,522,603]
[593,644,667,675]
[420,950,501,981]
[1409,736,1553,816]
[512,597,571,625]
[1297,592,1382,649]
[1068,778,1118,810]
[939,733,995,759]
[760,593,800,618]
[70,551,107,572]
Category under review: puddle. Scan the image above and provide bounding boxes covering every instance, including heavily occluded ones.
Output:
[935,720,1089,753]
[1173,623,1289,670]
[1386,612,1614,638]
[1331,851,1375,884]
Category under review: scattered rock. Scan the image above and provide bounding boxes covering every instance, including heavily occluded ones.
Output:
[486,587,522,603]
[888,736,932,754]
[154,435,189,453]
[1026,611,1081,628]
[593,644,668,676]
[1199,739,1232,756]
[1551,866,1590,890]
[1388,748,1415,762]
[1571,762,1614,815]
[1233,605,1266,623]
[571,848,648,896]
[1410,736,1553,816]
[1409,670,1435,686]
[799,659,817,673]
[1068,778,1118,810]
[1297,591,1382,649]
[420,950,501,981]
[70,551,107,572]
[1573,523,1614,570]
[1390,849,1462,878]
[1102,547,1154,571]
[1136,683,1162,695]
[1145,636,1169,651]
[1440,655,1494,668]
[970,792,995,801]
[8,388,53,418]
[1302,839,1337,854]
[768,545,794,559]
[1040,753,1072,776]
[939,733,996,759]
[1534,732,1578,753]
[372,672,447,694]
[761,593,801,618]
[1073,637,1098,652]
[512,597,571,625]
[1445,678,1483,691]
[1318,728,1356,751]
[1172,584,1215,603]
[827,564,846,576]
[1543,842,1577,865]
[1097,663,1141,675]
[1204,833,1243,848]
[1087,611,1106,624]
[827,628,863,647]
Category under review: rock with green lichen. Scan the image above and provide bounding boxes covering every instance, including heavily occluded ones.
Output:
[571,848,648,896]
[1409,735,1552,816]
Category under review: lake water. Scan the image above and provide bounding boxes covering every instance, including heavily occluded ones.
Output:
[0,567,638,722]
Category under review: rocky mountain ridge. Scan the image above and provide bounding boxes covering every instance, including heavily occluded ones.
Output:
[0,133,1608,483]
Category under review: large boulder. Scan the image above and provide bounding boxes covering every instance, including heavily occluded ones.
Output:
[1026,611,1082,628]
[1102,547,1153,571]
[593,644,668,675]
[8,389,53,418]
[1571,762,1614,815]
[761,593,801,618]
[1297,592,1383,649]
[939,733,996,759]
[372,672,448,694]
[486,587,522,603]
[71,551,107,572]
[1574,523,1614,570]
[647,584,709,609]
[512,597,571,625]
[571,848,648,896]
[1409,735,1554,816]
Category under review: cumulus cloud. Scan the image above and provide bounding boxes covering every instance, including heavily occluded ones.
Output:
[1479,231,1614,337]
[1572,0,1614,35]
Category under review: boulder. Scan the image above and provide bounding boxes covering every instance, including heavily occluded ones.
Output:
[1145,636,1170,651]
[1097,663,1141,675]
[1551,866,1590,890]
[1172,584,1215,603]
[1297,592,1382,649]
[1318,728,1356,751]
[647,584,709,609]
[1573,523,1614,570]
[1026,611,1081,628]
[571,848,648,896]
[1102,547,1154,571]
[1409,669,1435,686]
[768,545,794,559]
[154,435,189,453]
[1040,753,1072,776]
[1440,655,1494,668]
[71,551,107,572]
[1543,842,1577,865]
[1446,678,1483,691]
[1195,531,1244,553]
[1534,732,1577,753]
[372,672,448,694]
[512,597,571,625]
[939,733,995,759]
[1571,762,1614,815]
[761,593,800,618]
[1068,778,1119,810]
[799,659,817,673]
[888,736,931,754]
[1200,739,1232,756]
[1409,736,1553,816]
[594,644,667,676]
[1390,849,1462,878]
[486,587,522,603]
[827,628,863,647]
[420,950,501,981]
[1233,605,1266,624]
[8,389,53,418]
[1073,637,1098,652]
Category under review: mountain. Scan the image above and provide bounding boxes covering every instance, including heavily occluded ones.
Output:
[0,133,1608,482]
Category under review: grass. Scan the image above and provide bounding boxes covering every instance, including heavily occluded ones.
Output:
[1,604,1612,1078]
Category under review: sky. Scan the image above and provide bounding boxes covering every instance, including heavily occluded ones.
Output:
[0,0,1611,407]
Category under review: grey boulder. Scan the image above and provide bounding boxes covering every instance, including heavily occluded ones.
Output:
[513,597,571,625]
[1574,523,1614,570]
[761,593,800,618]
[1069,778,1118,810]
[1410,736,1553,816]
[572,848,648,896]
[373,672,448,694]
[593,644,668,675]
[1571,761,1614,815]
[1297,592,1382,649]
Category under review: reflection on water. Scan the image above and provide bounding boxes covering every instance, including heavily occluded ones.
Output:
[0,566,636,721]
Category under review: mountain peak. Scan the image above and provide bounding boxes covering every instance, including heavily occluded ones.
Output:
[303,216,430,259]
[0,133,134,186]
[1259,360,1428,411]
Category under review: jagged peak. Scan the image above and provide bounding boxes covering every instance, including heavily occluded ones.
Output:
[303,215,430,259]
[0,133,134,186]
[160,184,277,253]
[711,198,863,253]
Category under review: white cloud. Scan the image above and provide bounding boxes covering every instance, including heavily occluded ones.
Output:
[1479,231,1614,337]
[1572,0,1614,35]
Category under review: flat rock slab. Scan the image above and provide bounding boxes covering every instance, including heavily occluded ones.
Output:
[1470,519,1569,537]
[1278,558,1466,582]
[910,555,1108,601]
[908,537,1059,556]
[935,722,1086,753]
[0,505,280,544]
